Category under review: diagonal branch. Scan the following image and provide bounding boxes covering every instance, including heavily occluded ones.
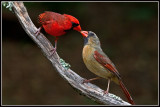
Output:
[10,1,130,105]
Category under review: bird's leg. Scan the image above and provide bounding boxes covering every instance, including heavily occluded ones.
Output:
[83,77,101,84]
[104,79,111,94]
[35,26,42,37]
[50,37,58,56]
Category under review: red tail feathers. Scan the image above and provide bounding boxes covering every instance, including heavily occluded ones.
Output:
[119,80,135,105]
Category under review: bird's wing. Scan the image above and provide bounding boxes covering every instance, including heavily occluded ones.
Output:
[38,11,63,25]
[94,50,121,79]
[38,11,70,30]
[94,51,135,104]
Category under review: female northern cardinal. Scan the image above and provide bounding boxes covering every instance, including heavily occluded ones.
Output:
[80,31,135,105]
[37,11,82,53]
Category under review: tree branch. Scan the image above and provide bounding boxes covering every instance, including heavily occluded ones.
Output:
[9,1,130,105]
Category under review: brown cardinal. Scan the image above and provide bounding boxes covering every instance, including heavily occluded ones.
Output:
[36,11,81,53]
[80,31,135,105]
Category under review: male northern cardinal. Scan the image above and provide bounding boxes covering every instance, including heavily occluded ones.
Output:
[80,31,135,105]
[37,11,81,53]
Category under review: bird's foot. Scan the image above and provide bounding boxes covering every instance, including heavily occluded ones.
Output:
[103,90,109,96]
[82,79,90,84]
[34,27,42,38]
[104,90,108,94]
[49,48,57,56]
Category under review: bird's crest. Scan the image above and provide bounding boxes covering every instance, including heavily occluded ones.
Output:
[38,13,45,24]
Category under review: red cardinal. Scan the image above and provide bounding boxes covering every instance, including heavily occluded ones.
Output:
[37,11,81,53]
[80,31,135,105]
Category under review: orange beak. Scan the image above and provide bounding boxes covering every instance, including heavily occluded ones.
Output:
[80,31,88,37]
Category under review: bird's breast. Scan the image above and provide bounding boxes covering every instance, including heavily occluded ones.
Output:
[43,21,67,36]
[82,45,112,79]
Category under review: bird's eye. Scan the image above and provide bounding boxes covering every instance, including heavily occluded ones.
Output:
[72,22,79,27]
[88,31,95,37]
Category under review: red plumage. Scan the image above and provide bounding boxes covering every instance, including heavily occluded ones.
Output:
[37,11,82,53]
[94,50,121,79]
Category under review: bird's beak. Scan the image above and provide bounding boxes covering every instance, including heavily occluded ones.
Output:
[80,31,88,37]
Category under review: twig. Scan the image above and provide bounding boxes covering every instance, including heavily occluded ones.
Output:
[8,1,131,105]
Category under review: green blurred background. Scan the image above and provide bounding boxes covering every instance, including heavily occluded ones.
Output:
[2,2,158,105]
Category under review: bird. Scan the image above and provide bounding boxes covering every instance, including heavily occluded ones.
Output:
[80,31,135,105]
[36,11,82,54]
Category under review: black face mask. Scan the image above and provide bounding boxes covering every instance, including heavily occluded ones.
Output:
[64,22,79,32]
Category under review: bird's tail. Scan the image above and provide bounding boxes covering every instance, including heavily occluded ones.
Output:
[119,80,135,105]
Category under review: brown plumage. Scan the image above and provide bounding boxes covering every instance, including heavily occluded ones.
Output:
[81,31,135,105]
